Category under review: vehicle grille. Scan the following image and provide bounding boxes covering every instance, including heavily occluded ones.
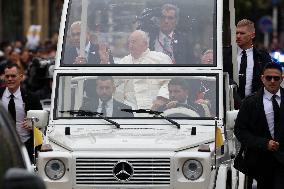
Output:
[76,157,171,185]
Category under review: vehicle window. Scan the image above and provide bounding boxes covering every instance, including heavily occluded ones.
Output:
[55,74,218,119]
[61,0,215,66]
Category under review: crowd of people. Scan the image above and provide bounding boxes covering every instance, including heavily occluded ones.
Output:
[0,36,57,99]
[0,35,57,163]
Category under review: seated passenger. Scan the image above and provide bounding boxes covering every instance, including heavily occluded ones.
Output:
[63,21,114,65]
[81,76,133,117]
[158,78,206,116]
[200,49,213,64]
[119,30,172,65]
[116,30,171,110]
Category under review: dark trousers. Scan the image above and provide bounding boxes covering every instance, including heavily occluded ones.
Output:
[254,160,284,189]
[24,137,41,164]
[24,137,34,163]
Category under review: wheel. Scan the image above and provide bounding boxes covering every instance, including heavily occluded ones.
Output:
[163,107,200,117]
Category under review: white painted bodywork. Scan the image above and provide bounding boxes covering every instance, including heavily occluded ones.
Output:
[34,0,244,188]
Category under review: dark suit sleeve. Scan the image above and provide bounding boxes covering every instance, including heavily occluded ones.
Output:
[113,100,134,117]
[223,46,233,79]
[29,93,43,110]
[234,98,269,151]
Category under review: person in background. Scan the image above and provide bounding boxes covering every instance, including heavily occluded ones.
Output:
[200,49,213,65]
[63,21,114,65]
[234,62,284,189]
[0,62,42,162]
[139,3,195,64]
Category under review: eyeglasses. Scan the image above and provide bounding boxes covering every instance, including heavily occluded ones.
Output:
[265,75,281,81]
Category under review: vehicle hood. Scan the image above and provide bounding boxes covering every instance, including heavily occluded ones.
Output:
[48,126,215,151]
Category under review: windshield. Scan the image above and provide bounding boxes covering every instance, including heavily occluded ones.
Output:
[55,74,218,119]
[61,0,215,66]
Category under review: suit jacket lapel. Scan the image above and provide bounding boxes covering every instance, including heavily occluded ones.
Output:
[255,88,272,137]
[252,48,264,93]
[88,44,100,64]
[112,100,119,117]
[0,87,5,99]
[20,87,28,113]
[279,88,284,134]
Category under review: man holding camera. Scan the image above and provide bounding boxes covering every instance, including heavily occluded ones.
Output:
[139,4,194,64]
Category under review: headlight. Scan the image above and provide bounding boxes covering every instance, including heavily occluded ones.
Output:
[45,159,66,180]
[182,159,203,180]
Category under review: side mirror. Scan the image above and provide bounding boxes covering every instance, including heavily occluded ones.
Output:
[226,110,239,130]
[3,168,46,189]
[27,110,49,129]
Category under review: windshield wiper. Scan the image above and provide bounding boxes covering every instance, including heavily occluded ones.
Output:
[121,109,180,129]
[60,110,120,128]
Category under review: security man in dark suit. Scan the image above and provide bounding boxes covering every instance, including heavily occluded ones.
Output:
[62,21,114,65]
[235,19,271,99]
[81,76,133,117]
[234,62,284,189]
[0,62,42,162]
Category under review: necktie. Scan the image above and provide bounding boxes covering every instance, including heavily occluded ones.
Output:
[101,101,107,116]
[8,94,16,122]
[272,95,280,140]
[239,50,247,99]
[163,36,173,58]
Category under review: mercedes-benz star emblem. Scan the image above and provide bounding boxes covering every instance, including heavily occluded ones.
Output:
[113,160,134,182]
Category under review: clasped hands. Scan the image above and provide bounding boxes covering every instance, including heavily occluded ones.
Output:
[267,140,279,152]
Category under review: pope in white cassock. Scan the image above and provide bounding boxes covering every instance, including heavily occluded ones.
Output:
[117,30,173,110]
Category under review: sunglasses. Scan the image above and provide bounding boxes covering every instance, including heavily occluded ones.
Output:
[265,75,281,81]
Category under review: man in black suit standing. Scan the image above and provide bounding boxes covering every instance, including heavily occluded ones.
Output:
[235,19,271,99]
[139,4,195,64]
[81,76,133,117]
[0,62,42,162]
[62,21,114,65]
[234,62,284,189]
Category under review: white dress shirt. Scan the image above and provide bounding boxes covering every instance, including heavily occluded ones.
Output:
[154,31,174,59]
[263,88,281,138]
[97,98,113,117]
[237,46,254,97]
[2,87,29,142]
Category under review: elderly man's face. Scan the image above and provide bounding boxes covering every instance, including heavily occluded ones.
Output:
[70,23,89,48]
[128,32,148,59]
[160,9,177,35]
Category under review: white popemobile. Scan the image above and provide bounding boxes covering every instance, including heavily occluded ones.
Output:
[28,0,247,188]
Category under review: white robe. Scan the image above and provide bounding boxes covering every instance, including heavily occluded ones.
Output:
[116,49,172,109]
